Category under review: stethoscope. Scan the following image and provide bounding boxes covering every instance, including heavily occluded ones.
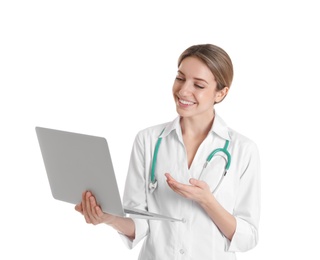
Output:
[149,128,231,193]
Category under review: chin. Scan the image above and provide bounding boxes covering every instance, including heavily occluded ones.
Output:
[176,108,193,118]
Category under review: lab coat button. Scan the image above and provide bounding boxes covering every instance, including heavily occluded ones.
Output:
[179,249,185,254]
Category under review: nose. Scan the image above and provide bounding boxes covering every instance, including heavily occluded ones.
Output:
[178,81,193,96]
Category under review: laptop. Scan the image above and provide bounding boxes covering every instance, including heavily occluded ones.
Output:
[35,126,181,222]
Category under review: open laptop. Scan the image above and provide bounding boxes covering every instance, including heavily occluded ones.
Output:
[35,126,181,222]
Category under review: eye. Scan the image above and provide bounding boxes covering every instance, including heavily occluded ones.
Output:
[195,84,204,89]
[175,77,185,82]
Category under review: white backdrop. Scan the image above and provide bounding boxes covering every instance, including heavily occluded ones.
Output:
[1,1,319,259]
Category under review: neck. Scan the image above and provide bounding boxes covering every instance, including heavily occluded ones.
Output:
[180,112,215,137]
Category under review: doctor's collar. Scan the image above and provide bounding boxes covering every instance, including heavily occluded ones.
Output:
[210,114,231,141]
[158,116,180,138]
[159,114,230,141]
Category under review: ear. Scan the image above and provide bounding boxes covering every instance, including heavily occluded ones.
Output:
[215,87,229,103]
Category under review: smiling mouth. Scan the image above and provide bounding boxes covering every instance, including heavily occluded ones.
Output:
[179,98,196,105]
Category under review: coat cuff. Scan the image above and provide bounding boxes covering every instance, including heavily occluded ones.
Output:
[119,218,149,249]
[226,216,259,252]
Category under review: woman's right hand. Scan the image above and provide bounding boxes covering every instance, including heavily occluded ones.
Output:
[75,191,136,239]
[75,191,117,226]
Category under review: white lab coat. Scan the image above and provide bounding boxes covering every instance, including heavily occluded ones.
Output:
[119,114,261,260]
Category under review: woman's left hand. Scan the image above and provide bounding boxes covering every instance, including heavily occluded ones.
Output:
[165,173,212,204]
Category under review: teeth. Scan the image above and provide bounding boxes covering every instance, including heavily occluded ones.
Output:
[180,99,195,105]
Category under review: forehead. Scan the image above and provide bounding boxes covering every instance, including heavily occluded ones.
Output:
[178,57,215,82]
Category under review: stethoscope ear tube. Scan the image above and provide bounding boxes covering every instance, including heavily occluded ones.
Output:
[151,137,162,184]
[206,140,231,171]
[150,128,165,189]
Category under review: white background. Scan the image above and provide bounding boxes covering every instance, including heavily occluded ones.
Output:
[1,0,319,259]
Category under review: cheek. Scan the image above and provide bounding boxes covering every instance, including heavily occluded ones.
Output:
[197,91,209,99]
[172,83,179,94]
[198,91,216,105]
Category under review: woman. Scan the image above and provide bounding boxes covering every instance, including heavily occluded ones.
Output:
[75,44,261,259]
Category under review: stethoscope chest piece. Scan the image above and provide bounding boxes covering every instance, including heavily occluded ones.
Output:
[149,180,158,192]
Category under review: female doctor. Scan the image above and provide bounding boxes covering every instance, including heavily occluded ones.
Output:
[75,44,261,259]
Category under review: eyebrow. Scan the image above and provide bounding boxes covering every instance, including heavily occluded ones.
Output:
[177,70,209,84]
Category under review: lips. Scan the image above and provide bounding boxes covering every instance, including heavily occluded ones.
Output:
[179,98,196,105]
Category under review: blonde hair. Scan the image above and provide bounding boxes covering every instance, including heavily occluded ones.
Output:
[178,44,234,91]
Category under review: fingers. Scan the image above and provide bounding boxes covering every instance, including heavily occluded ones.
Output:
[165,173,189,196]
[166,173,209,190]
[75,203,82,213]
[81,191,90,223]
[165,173,180,189]
[164,173,173,180]
[165,173,193,191]
[165,173,211,202]
[189,178,210,190]
[76,191,97,224]
[85,191,101,224]
[74,192,86,214]
[76,191,116,226]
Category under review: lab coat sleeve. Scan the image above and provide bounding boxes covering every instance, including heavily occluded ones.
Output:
[119,131,150,249]
[227,142,261,252]
[119,218,149,249]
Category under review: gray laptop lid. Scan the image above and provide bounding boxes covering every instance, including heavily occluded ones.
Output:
[36,127,182,222]
[36,126,125,217]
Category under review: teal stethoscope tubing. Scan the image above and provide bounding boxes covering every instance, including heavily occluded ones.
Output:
[149,129,231,192]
